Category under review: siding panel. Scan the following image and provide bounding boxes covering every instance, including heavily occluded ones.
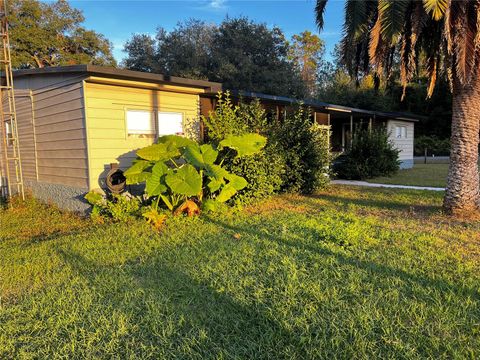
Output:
[85,82,201,189]
[32,81,88,188]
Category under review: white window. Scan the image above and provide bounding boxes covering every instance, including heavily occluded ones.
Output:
[126,110,155,135]
[395,125,407,139]
[158,112,183,136]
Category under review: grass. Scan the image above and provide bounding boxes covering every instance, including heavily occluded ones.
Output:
[367,163,450,187]
[1,187,480,358]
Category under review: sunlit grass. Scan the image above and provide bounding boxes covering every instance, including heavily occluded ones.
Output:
[368,163,480,188]
[367,163,448,187]
[1,186,479,358]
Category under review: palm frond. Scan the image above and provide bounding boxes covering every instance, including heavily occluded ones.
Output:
[343,0,370,41]
[400,1,426,100]
[426,55,438,97]
[423,0,448,20]
[378,0,410,44]
[369,17,385,73]
[454,1,478,83]
[315,0,328,30]
[474,0,480,52]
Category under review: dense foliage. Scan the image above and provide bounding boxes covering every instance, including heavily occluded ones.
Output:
[203,92,331,200]
[133,133,262,213]
[334,127,400,180]
[273,107,331,193]
[9,0,115,68]
[123,18,306,97]
[203,94,285,205]
[86,132,266,227]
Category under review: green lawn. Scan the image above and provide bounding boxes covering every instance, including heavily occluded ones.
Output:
[1,187,480,358]
[368,163,449,188]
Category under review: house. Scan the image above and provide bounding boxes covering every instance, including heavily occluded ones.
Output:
[0,65,419,211]
[201,90,418,167]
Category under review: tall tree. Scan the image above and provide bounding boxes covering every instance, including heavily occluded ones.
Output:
[210,17,305,97]
[289,31,325,97]
[8,0,115,68]
[122,34,158,73]
[316,0,480,215]
[122,17,306,97]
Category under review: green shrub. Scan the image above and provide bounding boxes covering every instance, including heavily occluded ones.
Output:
[84,191,141,223]
[227,144,285,206]
[203,94,286,205]
[202,91,246,141]
[334,127,400,180]
[273,106,331,194]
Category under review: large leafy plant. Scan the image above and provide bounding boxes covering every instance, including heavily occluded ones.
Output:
[124,134,266,214]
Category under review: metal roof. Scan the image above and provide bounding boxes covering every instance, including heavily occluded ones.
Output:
[228,90,422,122]
[10,65,223,92]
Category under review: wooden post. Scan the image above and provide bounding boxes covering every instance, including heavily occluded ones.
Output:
[349,114,353,148]
[368,117,372,132]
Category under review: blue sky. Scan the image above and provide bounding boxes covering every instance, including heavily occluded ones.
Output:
[69,0,345,64]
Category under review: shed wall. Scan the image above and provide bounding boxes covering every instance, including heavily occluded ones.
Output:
[31,81,89,188]
[84,82,201,189]
[387,120,414,168]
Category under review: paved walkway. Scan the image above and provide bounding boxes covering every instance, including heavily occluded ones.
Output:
[332,180,445,192]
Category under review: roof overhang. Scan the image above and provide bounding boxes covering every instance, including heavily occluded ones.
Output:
[10,65,223,93]
[204,89,422,122]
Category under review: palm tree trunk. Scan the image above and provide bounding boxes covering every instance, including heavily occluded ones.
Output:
[443,73,480,215]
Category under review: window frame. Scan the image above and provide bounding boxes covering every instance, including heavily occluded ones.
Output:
[157,111,184,137]
[125,108,156,137]
[395,125,407,139]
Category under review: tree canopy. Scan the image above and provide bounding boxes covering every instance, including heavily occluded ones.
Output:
[8,0,116,69]
[122,18,306,98]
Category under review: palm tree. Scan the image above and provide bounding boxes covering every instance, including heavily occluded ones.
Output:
[316,0,480,215]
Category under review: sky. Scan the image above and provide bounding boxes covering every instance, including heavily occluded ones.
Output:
[69,0,345,64]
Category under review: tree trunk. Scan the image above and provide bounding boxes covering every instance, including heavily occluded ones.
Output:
[443,73,480,215]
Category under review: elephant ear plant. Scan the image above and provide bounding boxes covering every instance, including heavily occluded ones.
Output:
[123,133,266,221]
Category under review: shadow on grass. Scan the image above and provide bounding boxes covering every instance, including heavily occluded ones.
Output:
[205,216,479,301]
[22,228,87,246]
[308,190,442,214]
[55,247,305,358]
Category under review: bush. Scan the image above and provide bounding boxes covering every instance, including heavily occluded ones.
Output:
[204,93,286,205]
[334,127,400,180]
[273,106,331,194]
[227,144,285,206]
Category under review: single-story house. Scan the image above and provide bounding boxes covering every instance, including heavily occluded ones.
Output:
[0,65,419,211]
